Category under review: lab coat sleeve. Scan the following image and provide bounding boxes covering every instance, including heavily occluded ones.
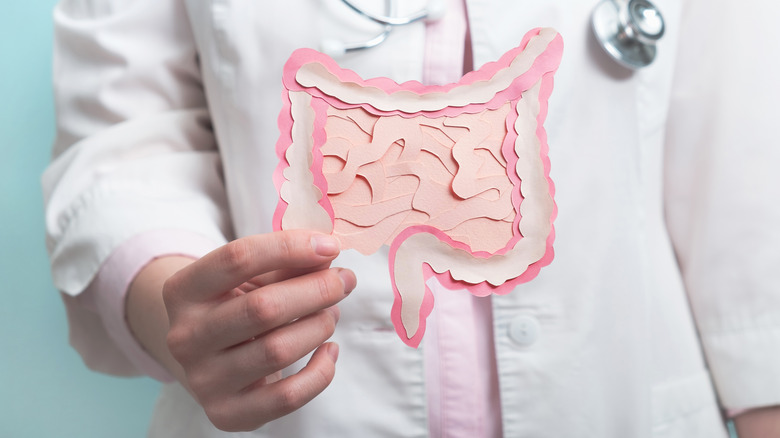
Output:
[42,0,231,375]
[75,230,218,381]
[663,0,780,409]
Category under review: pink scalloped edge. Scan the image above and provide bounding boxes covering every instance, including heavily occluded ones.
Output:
[272,86,336,229]
[403,70,557,343]
[272,89,293,231]
[280,28,563,119]
[274,28,562,233]
[389,260,437,349]
[385,42,560,347]
[273,28,563,347]
[388,222,556,348]
[309,97,335,221]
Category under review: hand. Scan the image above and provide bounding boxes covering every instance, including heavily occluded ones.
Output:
[126,231,356,432]
[733,405,780,438]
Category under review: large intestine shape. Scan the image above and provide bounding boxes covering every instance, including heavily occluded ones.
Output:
[273,28,563,347]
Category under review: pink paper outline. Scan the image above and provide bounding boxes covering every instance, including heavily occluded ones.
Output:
[281,29,563,119]
[274,28,563,347]
[310,97,335,221]
[272,90,336,229]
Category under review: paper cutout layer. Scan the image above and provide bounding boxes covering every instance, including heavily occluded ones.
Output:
[273,28,563,347]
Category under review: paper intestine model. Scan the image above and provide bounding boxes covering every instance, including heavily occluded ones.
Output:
[273,28,563,347]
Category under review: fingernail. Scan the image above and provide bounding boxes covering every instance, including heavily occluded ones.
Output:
[327,343,339,362]
[338,269,356,294]
[328,305,341,322]
[311,234,340,257]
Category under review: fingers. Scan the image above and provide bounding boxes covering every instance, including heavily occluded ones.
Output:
[166,231,342,304]
[247,260,333,290]
[205,342,340,432]
[158,231,354,432]
[192,306,340,396]
[201,268,355,351]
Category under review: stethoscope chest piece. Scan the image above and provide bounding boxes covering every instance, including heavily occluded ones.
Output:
[591,0,665,69]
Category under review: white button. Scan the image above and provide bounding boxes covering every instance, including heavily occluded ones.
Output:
[508,315,541,347]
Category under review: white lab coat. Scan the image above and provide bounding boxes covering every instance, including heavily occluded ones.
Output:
[44,0,780,437]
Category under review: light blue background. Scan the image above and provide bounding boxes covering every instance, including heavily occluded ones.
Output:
[0,3,160,437]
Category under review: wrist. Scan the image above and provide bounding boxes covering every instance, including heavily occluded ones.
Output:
[126,255,196,384]
[733,405,780,438]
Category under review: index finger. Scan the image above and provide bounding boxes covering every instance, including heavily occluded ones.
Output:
[168,230,341,302]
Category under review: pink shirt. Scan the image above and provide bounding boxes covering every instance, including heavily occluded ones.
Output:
[421,1,502,436]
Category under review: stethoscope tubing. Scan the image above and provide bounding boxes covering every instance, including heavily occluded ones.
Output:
[329,0,664,70]
[339,0,428,26]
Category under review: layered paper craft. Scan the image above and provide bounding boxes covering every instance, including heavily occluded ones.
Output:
[273,28,563,347]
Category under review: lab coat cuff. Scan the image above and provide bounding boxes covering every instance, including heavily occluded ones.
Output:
[702,325,780,410]
[87,229,220,382]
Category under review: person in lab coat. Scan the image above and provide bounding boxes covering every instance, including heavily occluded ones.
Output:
[43,0,780,436]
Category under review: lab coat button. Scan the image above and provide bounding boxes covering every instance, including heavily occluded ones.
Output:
[508,315,540,347]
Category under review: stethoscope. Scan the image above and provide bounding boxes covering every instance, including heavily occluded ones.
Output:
[591,0,665,69]
[320,0,446,57]
[323,0,665,70]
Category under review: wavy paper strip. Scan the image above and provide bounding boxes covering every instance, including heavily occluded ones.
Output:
[273,28,563,347]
